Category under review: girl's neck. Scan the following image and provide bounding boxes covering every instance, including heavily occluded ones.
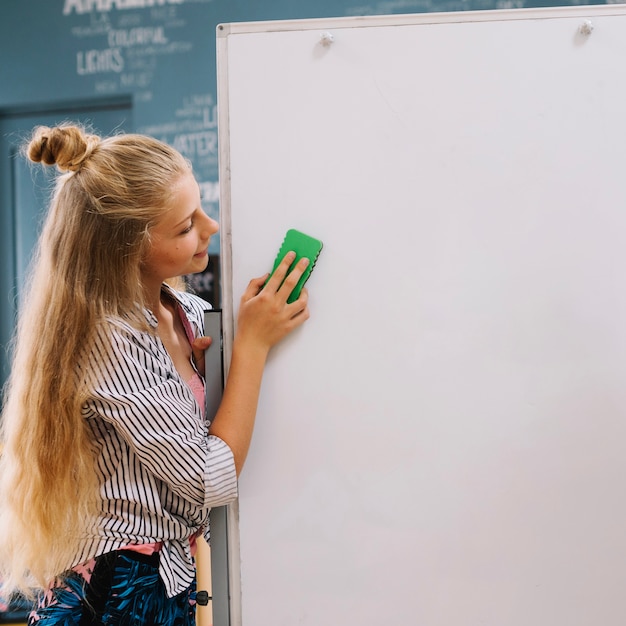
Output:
[153,287,175,324]
[142,277,167,318]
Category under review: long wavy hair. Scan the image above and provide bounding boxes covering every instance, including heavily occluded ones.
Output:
[0,123,191,594]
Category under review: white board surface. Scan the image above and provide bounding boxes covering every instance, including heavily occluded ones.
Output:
[217,7,626,625]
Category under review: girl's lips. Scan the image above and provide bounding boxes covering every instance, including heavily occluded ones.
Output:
[194,249,208,258]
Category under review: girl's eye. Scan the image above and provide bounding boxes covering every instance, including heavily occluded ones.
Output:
[181,222,193,235]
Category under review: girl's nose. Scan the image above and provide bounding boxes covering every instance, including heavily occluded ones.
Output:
[202,214,219,238]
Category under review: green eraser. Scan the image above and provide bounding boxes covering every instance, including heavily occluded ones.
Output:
[268,229,323,303]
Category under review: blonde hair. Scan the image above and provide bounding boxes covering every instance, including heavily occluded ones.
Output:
[0,123,191,594]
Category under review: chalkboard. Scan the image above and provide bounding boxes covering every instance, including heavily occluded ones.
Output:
[217,6,626,625]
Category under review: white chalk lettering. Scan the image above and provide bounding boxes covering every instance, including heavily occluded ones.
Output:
[120,71,152,87]
[172,131,217,159]
[64,0,184,16]
[108,27,168,48]
[198,181,220,203]
[77,48,124,74]
[203,105,217,129]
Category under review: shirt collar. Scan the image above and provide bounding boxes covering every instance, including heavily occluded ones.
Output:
[141,283,182,329]
[144,283,202,339]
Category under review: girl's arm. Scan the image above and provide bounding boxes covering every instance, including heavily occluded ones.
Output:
[205,252,310,475]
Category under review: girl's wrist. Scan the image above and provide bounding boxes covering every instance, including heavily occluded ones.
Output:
[231,333,270,363]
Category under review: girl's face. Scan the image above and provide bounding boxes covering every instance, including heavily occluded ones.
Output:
[141,172,219,286]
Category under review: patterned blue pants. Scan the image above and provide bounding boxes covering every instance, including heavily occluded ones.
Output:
[29,550,197,626]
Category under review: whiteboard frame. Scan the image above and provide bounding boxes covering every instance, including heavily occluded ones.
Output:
[217,3,626,37]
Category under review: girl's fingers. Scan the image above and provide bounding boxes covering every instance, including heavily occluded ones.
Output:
[191,336,213,376]
[263,251,297,292]
[277,257,309,298]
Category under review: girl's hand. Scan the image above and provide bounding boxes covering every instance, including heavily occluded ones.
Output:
[191,335,212,377]
[192,252,311,378]
[236,251,311,354]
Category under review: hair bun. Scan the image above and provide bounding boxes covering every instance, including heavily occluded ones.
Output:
[27,124,100,172]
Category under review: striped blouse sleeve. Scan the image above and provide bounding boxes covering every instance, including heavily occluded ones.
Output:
[85,321,237,509]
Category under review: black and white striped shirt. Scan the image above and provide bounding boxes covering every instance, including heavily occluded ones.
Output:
[76,286,237,597]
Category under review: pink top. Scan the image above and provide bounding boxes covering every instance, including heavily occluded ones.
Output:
[188,372,205,420]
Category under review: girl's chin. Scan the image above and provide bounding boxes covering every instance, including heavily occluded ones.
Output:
[189,254,210,274]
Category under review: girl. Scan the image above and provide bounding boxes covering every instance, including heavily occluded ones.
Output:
[0,124,310,625]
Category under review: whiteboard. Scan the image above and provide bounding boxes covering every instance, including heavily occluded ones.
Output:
[216,7,626,625]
